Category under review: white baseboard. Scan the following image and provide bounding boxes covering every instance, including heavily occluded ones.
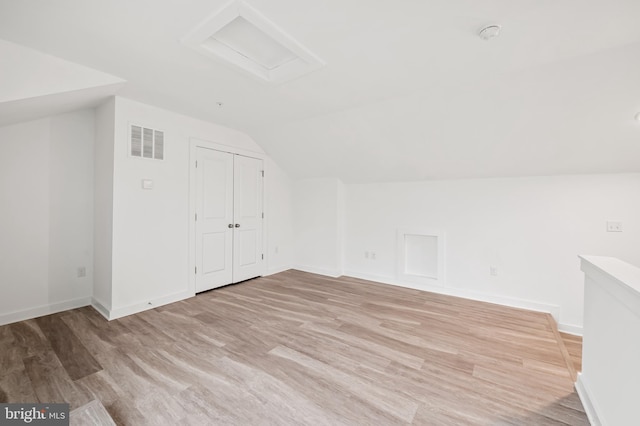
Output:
[106,290,194,320]
[344,270,562,323]
[265,266,292,276]
[0,296,92,326]
[558,322,583,336]
[91,298,111,320]
[293,264,342,278]
[576,373,601,426]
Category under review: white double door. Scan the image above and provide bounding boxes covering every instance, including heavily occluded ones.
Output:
[195,147,264,292]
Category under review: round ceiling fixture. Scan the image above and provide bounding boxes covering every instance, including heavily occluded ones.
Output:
[479,25,501,41]
[216,102,224,108]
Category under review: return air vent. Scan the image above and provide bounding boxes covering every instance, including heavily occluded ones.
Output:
[130,124,164,160]
[181,0,324,84]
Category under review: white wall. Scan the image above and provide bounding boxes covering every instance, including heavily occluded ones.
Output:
[93,99,115,311]
[0,38,124,104]
[266,157,294,275]
[48,110,95,305]
[100,96,292,317]
[344,174,640,332]
[293,178,345,277]
[0,95,293,323]
[0,110,94,325]
[0,119,50,321]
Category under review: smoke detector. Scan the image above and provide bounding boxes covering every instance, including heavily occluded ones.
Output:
[479,25,501,41]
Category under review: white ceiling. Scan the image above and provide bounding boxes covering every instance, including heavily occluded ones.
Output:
[1,0,639,182]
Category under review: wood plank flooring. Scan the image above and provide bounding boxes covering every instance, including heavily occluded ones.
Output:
[0,270,588,425]
[559,332,583,374]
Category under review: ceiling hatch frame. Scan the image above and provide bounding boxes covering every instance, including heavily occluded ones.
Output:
[181,0,325,84]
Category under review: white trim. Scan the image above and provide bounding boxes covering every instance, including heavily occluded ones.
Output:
[106,290,194,320]
[343,270,562,322]
[576,373,602,426]
[91,298,111,320]
[293,265,342,278]
[0,297,91,326]
[190,137,265,161]
[266,266,291,276]
[557,322,583,336]
[580,255,640,319]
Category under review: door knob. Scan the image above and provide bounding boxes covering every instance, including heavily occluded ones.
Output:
[228,224,234,228]
[235,223,240,228]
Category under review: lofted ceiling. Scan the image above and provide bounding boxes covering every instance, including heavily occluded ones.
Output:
[1,0,639,182]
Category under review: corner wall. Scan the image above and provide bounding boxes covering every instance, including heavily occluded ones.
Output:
[344,174,640,332]
[102,97,293,317]
[0,110,95,325]
[93,99,115,313]
[293,178,346,277]
[265,157,294,275]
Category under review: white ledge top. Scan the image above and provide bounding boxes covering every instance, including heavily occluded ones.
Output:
[579,255,640,296]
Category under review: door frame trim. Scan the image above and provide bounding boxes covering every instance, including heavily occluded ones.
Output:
[188,137,266,295]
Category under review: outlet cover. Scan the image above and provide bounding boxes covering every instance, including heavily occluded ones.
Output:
[606,221,622,232]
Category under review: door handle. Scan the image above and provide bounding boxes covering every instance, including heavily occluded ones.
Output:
[228,224,234,228]
[235,223,240,228]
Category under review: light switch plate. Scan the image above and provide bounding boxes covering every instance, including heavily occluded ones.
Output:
[142,179,154,190]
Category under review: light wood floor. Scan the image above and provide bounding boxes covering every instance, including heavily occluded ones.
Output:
[0,270,588,425]
[560,332,583,374]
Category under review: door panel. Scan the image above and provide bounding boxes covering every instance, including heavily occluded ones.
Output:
[195,148,233,292]
[233,155,263,282]
[238,229,257,267]
[239,164,258,217]
[203,161,227,219]
[201,232,227,273]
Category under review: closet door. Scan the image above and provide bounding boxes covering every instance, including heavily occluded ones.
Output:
[195,148,234,292]
[194,147,264,292]
[232,155,264,282]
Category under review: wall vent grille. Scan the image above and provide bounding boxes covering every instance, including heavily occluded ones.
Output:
[130,124,164,160]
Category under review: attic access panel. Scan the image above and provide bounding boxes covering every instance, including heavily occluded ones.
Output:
[397,229,446,287]
[181,0,324,84]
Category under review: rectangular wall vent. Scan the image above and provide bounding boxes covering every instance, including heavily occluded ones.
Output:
[130,125,164,160]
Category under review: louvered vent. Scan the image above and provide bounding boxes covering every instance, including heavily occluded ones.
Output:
[130,125,164,160]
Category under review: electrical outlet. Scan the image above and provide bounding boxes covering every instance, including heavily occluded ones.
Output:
[77,267,86,278]
[364,251,370,259]
[370,251,377,260]
[274,246,279,254]
[606,221,622,232]
[490,266,498,276]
